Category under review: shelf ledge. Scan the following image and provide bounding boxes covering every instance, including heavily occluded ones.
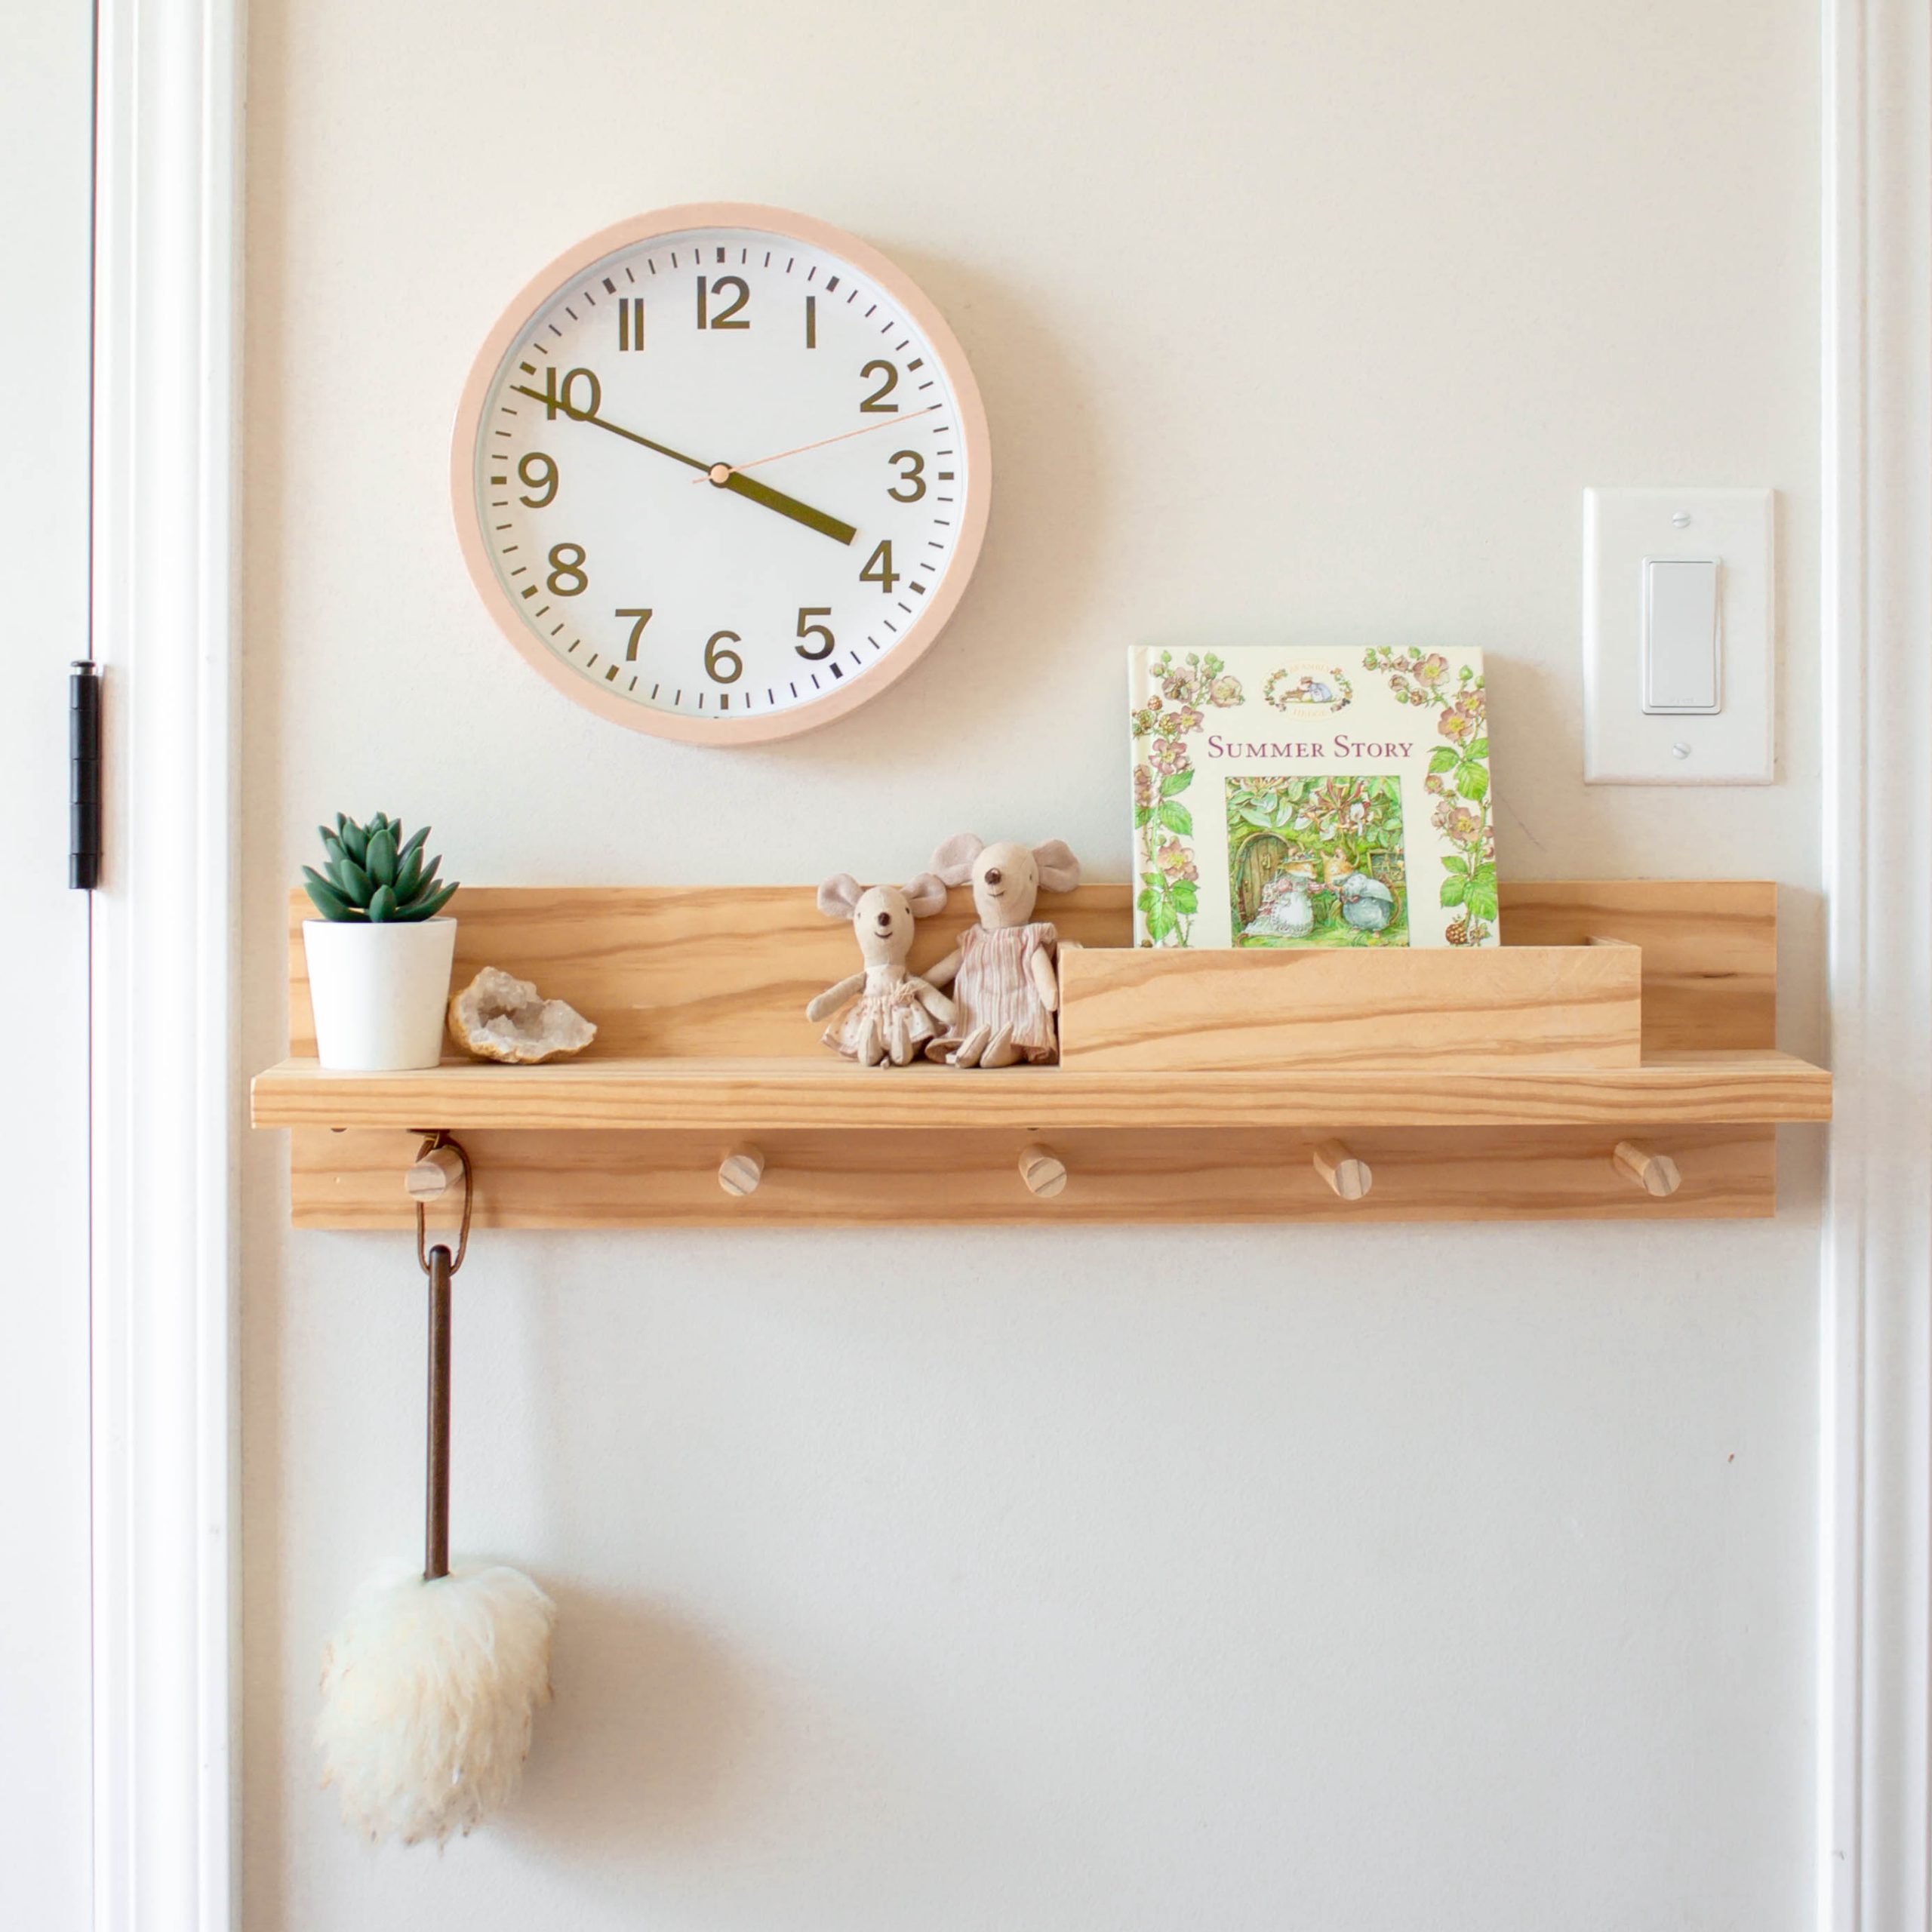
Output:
[251,1048,1831,1134]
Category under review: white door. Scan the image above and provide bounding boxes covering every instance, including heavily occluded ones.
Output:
[0,2,97,1924]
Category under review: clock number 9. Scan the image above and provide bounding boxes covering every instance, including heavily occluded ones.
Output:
[538,366,601,421]
[705,630,744,684]
[858,360,899,412]
[886,450,924,502]
[795,608,835,660]
[546,543,587,595]
[516,452,558,509]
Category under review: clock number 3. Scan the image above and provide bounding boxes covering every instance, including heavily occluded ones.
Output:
[887,450,924,502]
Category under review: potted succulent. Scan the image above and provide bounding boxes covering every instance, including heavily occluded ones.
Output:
[301,813,460,1071]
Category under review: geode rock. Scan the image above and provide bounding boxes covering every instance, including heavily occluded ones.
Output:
[448,967,596,1065]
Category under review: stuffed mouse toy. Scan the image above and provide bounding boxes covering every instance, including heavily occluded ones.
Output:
[922,834,1081,1067]
[807,872,957,1066]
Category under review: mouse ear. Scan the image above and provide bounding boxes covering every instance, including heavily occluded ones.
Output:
[1032,839,1081,894]
[929,832,984,887]
[900,872,949,918]
[816,873,864,918]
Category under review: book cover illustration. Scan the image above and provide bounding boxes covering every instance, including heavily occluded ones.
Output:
[1128,645,1498,949]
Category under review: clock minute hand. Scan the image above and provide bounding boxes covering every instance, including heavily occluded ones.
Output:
[508,386,857,546]
[509,386,710,472]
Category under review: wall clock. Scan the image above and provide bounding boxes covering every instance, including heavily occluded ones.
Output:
[451,203,992,743]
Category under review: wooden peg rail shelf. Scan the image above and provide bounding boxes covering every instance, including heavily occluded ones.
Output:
[253,879,1830,1228]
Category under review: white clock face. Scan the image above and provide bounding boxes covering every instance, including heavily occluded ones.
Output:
[453,205,991,743]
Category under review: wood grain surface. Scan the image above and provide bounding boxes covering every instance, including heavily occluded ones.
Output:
[285,878,1779,1059]
[1058,943,1641,1069]
[254,1048,1829,1133]
[290,1124,1780,1229]
[270,878,1810,1227]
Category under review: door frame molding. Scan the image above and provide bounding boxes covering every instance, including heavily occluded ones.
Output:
[89,1,243,1927]
[1817,0,1932,1926]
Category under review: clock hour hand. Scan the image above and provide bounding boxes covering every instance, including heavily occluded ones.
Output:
[508,386,857,546]
[711,468,857,546]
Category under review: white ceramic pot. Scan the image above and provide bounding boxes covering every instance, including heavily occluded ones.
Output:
[303,918,458,1071]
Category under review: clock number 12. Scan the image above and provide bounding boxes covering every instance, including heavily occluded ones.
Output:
[696,276,750,330]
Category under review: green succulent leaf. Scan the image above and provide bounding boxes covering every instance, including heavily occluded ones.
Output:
[339,819,369,865]
[398,825,429,865]
[366,827,398,888]
[331,856,372,904]
[367,884,398,922]
[401,880,458,921]
[301,867,356,921]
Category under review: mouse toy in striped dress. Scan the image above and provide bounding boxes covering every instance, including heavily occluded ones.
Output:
[921,833,1082,1068]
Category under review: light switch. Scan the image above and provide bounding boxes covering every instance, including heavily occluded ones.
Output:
[1583,488,1773,784]
[1641,557,1720,712]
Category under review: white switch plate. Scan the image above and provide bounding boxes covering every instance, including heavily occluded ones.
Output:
[1583,487,1774,783]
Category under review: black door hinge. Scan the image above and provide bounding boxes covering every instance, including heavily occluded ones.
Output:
[69,661,100,891]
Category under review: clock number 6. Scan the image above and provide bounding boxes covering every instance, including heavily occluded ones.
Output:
[795,608,835,660]
[705,630,744,684]
[617,608,653,660]
[860,540,900,595]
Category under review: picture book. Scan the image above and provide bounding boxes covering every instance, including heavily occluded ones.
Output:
[1128,645,1499,949]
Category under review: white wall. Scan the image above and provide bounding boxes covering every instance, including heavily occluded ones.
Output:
[240,2,1824,1925]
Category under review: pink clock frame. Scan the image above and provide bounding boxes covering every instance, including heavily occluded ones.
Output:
[449,202,994,746]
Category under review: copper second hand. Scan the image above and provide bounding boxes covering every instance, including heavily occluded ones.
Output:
[697,404,943,483]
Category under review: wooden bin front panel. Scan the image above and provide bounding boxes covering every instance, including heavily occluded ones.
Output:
[1057,943,1641,1069]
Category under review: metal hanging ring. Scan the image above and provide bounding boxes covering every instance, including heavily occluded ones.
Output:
[414,1130,472,1276]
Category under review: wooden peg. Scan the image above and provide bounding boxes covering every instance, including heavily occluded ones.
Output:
[718,1144,765,1198]
[1613,1140,1681,1198]
[1019,1143,1068,1198]
[405,1143,466,1201]
[1312,1139,1374,1201]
